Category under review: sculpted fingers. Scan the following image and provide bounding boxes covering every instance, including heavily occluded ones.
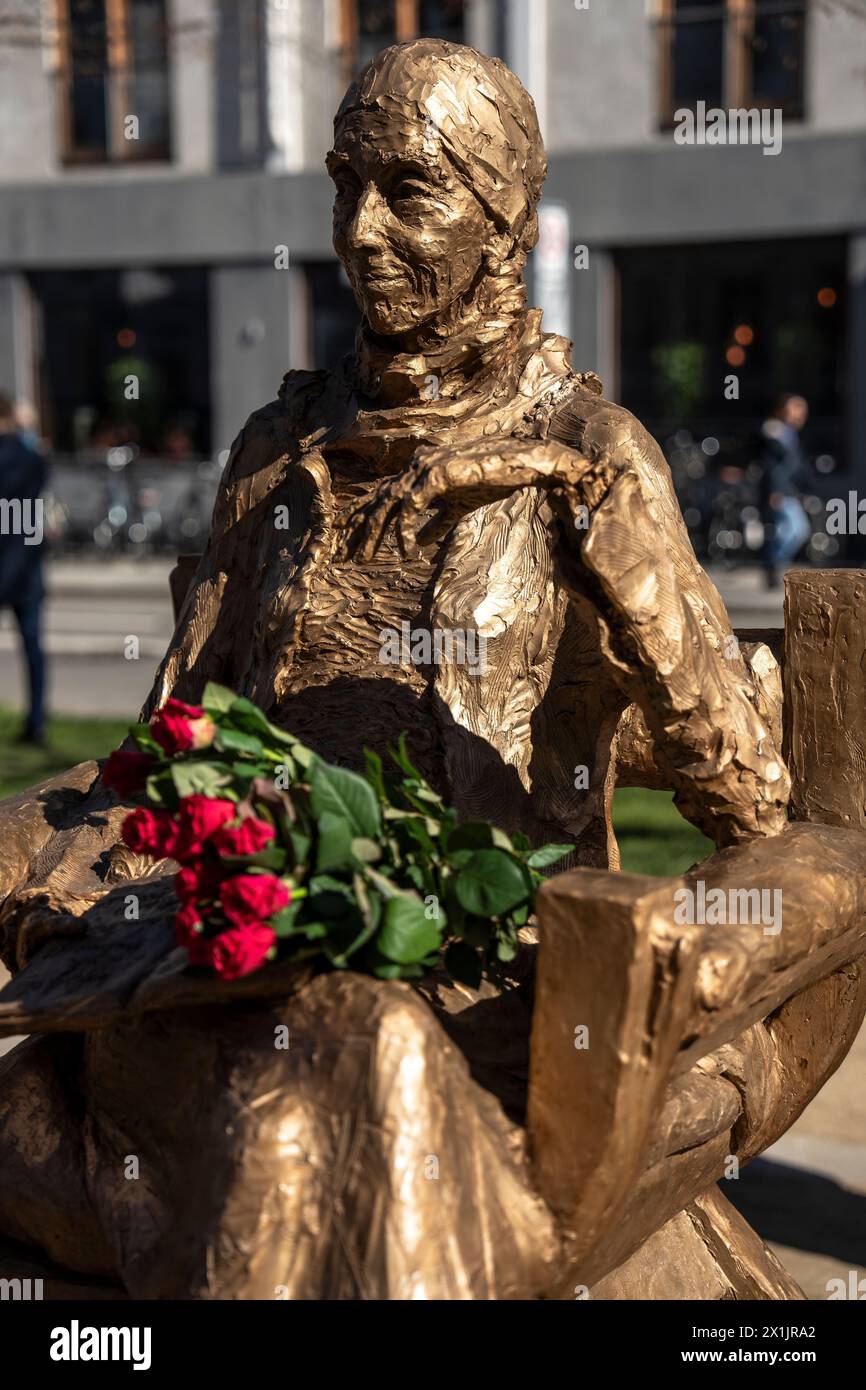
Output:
[342,441,596,558]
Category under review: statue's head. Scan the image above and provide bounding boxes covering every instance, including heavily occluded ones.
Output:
[327,39,547,337]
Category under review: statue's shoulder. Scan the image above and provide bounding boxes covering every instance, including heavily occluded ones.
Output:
[235,369,335,447]
[548,375,659,463]
[277,368,335,430]
[224,368,346,481]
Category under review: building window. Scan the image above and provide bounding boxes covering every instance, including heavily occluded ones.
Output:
[340,0,466,80]
[747,0,807,111]
[657,0,806,127]
[57,0,171,164]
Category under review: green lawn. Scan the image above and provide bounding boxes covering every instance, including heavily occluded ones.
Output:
[613,787,713,876]
[0,706,130,800]
[0,708,711,877]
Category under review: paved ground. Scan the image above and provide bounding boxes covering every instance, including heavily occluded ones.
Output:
[0,557,861,1296]
[0,556,175,720]
[728,1024,866,1298]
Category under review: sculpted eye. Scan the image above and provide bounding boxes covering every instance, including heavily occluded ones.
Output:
[391,178,432,206]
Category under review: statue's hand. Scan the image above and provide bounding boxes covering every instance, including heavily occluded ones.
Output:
[341,438,593,559]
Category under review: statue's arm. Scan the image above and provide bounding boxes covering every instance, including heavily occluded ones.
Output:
[562,459,788,846]
[144,403,305,717]
[344,431,788,847]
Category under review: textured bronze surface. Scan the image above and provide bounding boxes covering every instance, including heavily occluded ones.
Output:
[784,569,866,828]
[0,39,859,1300]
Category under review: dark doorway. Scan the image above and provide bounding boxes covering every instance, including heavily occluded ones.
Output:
[29,266,210,455]
[618,236,847,469]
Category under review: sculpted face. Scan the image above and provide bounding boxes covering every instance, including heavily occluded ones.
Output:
[328,116,491,335]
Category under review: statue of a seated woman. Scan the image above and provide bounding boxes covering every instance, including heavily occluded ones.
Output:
[0,39,789,1299]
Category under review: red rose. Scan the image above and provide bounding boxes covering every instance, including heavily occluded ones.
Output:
[174,796,236,857]
[213,817,275,858]
[174,900,201,938]
[173,904,211,966]
[175,855,224,904]
[102,748,153,798]
[121,807,179,860]
[207,922,276,980]
[220,873,290,927]
[151,698,216,754]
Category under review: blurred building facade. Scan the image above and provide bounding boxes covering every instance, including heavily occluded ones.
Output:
[0,0,863,489]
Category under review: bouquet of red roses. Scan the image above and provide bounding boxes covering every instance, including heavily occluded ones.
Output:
[103,683,571,985]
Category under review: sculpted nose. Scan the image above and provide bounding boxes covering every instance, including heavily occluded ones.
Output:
[348,183,385,250]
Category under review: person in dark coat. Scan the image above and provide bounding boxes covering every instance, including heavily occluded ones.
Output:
[0,391,47,742]
[757,393,812,589]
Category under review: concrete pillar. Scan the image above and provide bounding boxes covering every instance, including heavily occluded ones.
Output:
[209,263,292,457]
[505,0,548,140]
[168,0,217,170]
[467,0,502,56]
[263,0,306,171]
[0,274,36,407]
[568,247,618,398]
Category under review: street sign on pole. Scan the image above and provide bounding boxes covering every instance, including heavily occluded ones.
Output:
[534,201,572,341]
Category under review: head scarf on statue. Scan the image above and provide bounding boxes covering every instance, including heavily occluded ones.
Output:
[327,39,551,401]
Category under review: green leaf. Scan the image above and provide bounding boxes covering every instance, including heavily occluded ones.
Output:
[170,761,234,798]
[398,816,438,857]
[447,823,513,853]
[454,849,530,917]
[226,697,302,750]
[144,768,177,809]
[300,921,328,940]
[372,961,405,980]
[287,828,311,870]
[332,876,382,963]
[377,895,442,964]
[350,837,382,864]
[217,845,286,872]
[271,901,304,938]
[388,732,424,781]
[232,760,269,781]
[214,727,264,757]
[363,748,387,802]
[127,722,162,755]
[288,741,316,771]
[308,875,357,919]
[202,681,237,716]
[526,843,574,869]
[445,940,483,989]
[363,866,403,900]
[397,782,446,817]
[310,760,381,839]
[315,812,354,873]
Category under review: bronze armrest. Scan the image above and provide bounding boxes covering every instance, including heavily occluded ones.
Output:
[529,821,866,1289]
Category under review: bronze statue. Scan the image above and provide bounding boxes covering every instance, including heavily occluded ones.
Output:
[0,40,860,1301]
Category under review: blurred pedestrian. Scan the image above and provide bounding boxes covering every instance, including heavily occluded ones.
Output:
[0,391,48,743]
[757,393,812,589]
[14,398,42,453]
